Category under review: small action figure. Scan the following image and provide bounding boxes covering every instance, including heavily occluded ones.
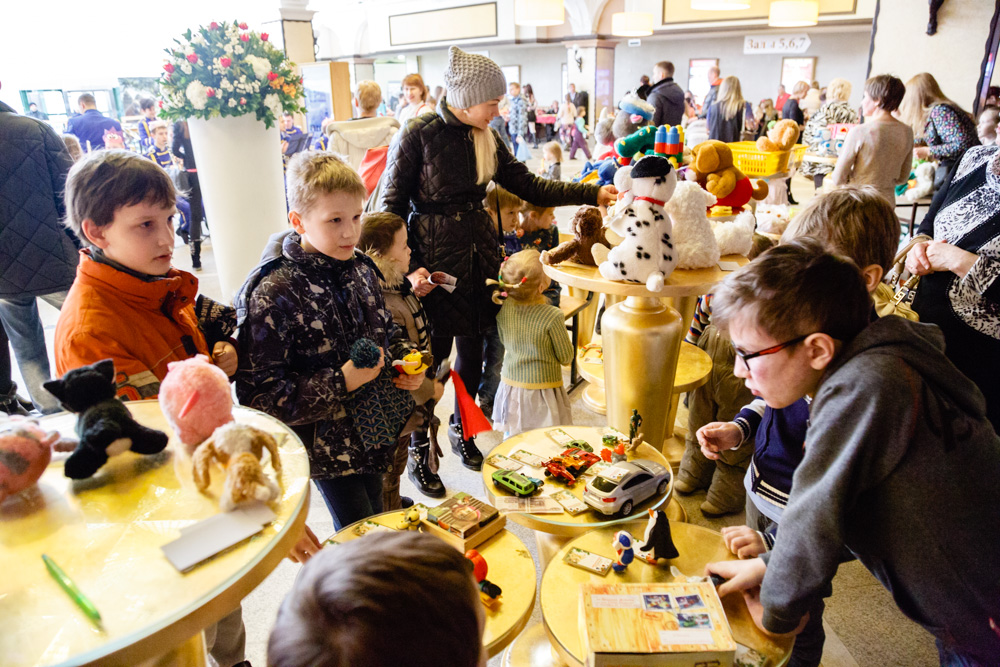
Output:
[634,509,679,563]
[611,530,635,573]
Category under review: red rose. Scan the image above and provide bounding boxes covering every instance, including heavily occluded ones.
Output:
[209,22,219,30]
[240,33,249,42]
[239,97,247,105]
[158,100,164,108]
[260,32,269,41]
[207,88,216,98]
[239,22,248,29]
[220,57,231,68]
[267,72,278,81]
[186,53,198,63]
[163,63,175,73]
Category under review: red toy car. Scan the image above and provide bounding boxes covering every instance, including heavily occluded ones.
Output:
[543,447,602,487]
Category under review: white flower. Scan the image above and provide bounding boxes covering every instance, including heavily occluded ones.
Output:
[220,79,234,91]
[192,33,207,46]
[224,44,234,54]
[244,55,270,80]
[264,93,282,119]
[181,62,192,75]
[228,98,237,108]
[234,45,244,54]
[186,80,209,110]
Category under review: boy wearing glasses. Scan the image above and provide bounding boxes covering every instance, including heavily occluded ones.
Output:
[695,188,902,667]
[702,237,1000,665]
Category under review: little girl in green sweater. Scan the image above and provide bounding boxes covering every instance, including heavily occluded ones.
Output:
[487,249,574,436]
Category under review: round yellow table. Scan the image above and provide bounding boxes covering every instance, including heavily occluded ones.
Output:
[326,508,537,658]
[0,401,310,667]
[543,260,745,457]
[540,521,793,666]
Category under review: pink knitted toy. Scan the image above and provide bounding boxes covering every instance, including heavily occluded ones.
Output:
[0,418,60,503]
[159,355,234,449]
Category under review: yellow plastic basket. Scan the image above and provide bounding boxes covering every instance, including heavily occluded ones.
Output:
[728,142,808,176]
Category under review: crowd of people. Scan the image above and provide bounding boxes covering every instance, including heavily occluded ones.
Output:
[2,40,1000,666]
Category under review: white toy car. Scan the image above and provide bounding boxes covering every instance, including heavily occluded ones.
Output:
[583,459,670,517]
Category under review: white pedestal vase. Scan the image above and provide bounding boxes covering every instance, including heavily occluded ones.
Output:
[187,114,288,300]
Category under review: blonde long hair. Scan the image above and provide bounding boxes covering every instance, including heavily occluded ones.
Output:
[487,249,546,304]
[471,126,498,185]
[899,72,970,137]
[716,76,746,122]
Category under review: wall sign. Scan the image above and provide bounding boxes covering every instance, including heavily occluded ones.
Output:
[743,34,811,54]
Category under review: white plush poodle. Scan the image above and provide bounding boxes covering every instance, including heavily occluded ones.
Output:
[755,204,792,235]
[712,210,757,257]
[905,162,935,202]
[599,155,678,292]
[666,181,720,269]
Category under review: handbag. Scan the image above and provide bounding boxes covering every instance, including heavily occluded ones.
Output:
[515,137,533,162]
[877,234,931,321]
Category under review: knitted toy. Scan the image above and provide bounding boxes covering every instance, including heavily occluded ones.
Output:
[905,161,936,201]
[665,181,720,269]
[614,125,657,165]
[542,205,610,266]
[712,210,757,256]
[0,419,64,503]
[43,360,169,479]
[689,140,768,209]
[159,355,234,450]
[634,509,679,563]
[756,119,800,152]
[192,422,282,511]
[611,93,654,163]
[599,155,678,292]
[350,338,382,368]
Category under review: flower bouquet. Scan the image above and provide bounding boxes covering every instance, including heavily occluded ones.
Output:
[159,20,304,129]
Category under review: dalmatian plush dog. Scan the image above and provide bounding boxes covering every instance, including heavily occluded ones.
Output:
[599,155,678,292]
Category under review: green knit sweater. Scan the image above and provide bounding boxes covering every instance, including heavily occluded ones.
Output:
[496,301,575,389]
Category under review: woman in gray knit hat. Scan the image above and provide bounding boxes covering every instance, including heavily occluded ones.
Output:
[379,46,616,488]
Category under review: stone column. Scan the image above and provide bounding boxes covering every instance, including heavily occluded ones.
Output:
[566,40,616,124]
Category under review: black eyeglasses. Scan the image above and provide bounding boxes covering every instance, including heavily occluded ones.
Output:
[733,334,809,369]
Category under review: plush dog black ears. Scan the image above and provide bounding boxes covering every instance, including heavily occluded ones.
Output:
[42,378,65,403]
[43,358,117,403]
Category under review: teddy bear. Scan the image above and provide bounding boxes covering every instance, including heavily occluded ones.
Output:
[159,355,234,450]
[712,210,757,256]
[905,161,936,201]
[665,180,720,269]
[43,359,169,479]
[192,422,282,511]
[599,155,679,292]
[542,206,610,266]
[689,140,769,210]
[756,118,801,152]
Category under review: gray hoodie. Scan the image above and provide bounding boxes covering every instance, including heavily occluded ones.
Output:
[760,316,1000,660]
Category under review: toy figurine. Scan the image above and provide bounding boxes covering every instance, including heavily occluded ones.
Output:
[611,530,635,573]
[392,349,433,376]
[192,422,282,511]
[43,359,169,479]
[159,355,234,450]
[626,409,644,456]
[465,549,502,609]
[635,509,679,563]
[397,506,422,530]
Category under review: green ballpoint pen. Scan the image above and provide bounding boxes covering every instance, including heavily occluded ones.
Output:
[41,554,105,630]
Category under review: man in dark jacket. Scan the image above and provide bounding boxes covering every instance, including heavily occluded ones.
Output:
[647,61,685,126]
[0,95,78,413]
[698,66,722,119]
[65,93,122,151]
[570,83,589,124]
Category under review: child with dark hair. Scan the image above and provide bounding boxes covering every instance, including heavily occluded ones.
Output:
[359,211,445,501]
[268,531,486,667]
[706,238,1000,665]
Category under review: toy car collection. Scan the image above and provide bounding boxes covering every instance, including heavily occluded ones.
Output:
[583,459,670,516]
[543,447,603,487]
[491,469,544,497]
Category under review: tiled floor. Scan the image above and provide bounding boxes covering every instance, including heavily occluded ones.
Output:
[14,155,938,666]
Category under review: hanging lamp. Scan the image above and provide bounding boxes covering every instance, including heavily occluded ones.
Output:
[514,0,564,27]
[768,0,819,27]
[611,12,654,36]
[691,0,751,9]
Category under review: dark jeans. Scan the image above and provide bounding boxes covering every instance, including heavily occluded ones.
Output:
[746,499,826,667]
[314,473,384,531]
[479,326,504,415]
[432,334,486,421]
[937,639,991,666]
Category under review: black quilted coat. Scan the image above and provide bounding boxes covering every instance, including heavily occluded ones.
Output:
[0,100,78,298]
[379,98,600,338]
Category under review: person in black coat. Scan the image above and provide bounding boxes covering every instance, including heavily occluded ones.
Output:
[0,97,78,413]
[171,120,205,269]
[380,47,616,469]
[570,83,589,125]
[647,61,685,127]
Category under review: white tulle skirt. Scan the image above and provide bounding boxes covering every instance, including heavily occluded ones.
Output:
[492,382,572,437]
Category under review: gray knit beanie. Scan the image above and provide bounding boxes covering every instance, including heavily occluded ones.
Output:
[444,46,507,109]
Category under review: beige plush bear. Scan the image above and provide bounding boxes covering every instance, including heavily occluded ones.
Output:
[756,119,801,152]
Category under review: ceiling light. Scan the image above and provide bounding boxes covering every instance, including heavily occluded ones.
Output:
[768,0,819,27]
[514,0,564,27]
[691,0,752,9]
[611,12,654,37]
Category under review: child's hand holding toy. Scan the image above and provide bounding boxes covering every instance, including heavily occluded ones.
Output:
[212,341,238,376]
